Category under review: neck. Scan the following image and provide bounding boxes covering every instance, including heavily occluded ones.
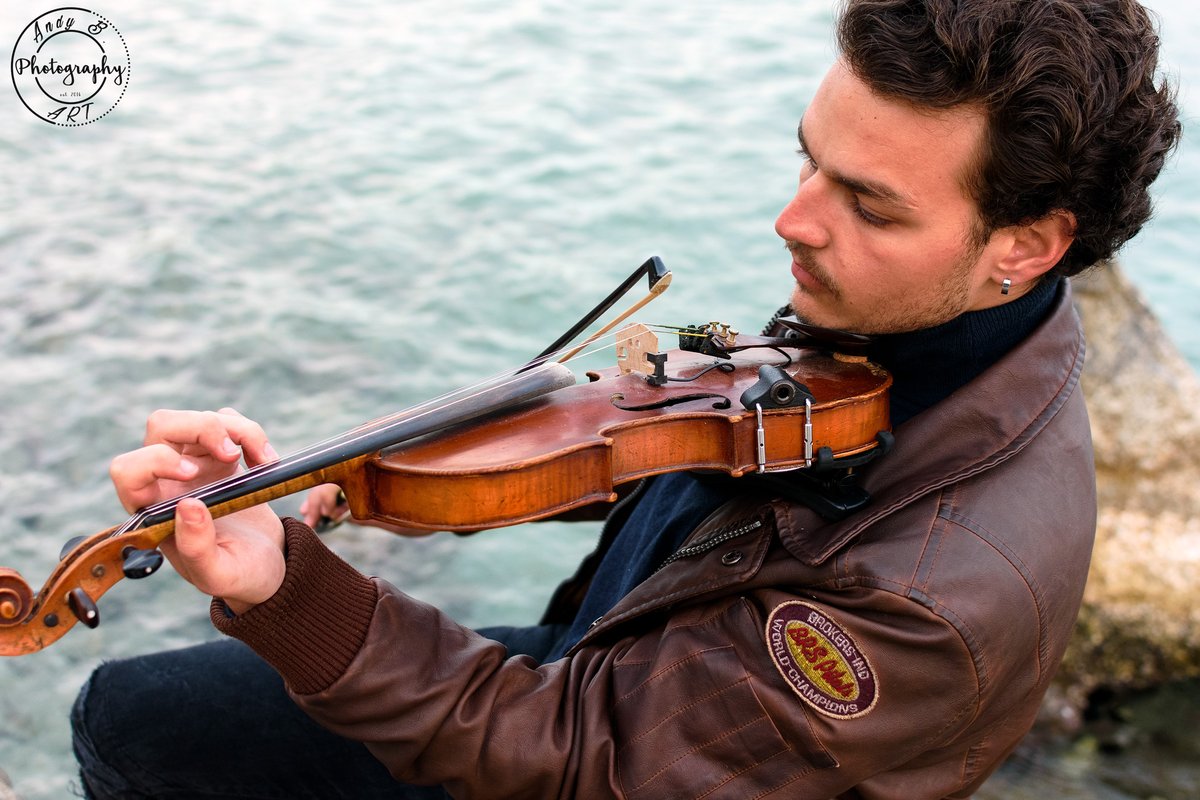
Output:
[864,277,1062,426]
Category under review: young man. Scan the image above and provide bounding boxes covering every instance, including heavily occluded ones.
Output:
[73,1,1180,797]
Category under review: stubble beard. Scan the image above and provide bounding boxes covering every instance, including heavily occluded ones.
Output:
[785,240,980,335]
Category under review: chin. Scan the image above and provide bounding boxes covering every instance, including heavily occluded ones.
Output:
[788,287,841,329]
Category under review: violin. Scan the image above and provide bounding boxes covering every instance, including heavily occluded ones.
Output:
[0,258,890,656]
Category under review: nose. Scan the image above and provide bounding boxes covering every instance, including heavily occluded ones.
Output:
[775,175,830,249]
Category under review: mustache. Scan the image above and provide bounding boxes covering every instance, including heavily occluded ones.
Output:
[784,241,839,297]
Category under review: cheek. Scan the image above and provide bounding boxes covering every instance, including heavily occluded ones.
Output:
[857,228,977,290]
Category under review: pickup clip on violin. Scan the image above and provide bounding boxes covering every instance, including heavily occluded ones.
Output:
[0,256,891,656]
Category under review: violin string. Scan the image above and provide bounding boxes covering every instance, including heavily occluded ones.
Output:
[148,315,738,534]
[124,371,539,524]
[125,322,697,530]
[114,325,702,538]
[115,328,648,534]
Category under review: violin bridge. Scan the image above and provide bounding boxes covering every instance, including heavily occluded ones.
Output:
[615,323,661,377]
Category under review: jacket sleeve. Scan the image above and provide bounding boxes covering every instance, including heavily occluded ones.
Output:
[215,519,982,799]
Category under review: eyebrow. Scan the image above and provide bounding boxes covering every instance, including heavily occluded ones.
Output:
[796,119,916,210]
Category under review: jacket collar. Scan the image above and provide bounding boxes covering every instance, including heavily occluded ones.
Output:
[777,279,1086,566]
[569,281,1086,652]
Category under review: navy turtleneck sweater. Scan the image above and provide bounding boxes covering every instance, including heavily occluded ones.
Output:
[863,277,1061,428]
[546,277,1063,660]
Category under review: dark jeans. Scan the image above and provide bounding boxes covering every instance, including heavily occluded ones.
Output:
[71,625,567,800]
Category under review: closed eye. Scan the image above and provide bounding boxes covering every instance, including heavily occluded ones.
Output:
[850,200,890,227]
[798,119,900,228]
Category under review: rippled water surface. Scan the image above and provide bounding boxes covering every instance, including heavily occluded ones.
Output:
[0,1,1196,797]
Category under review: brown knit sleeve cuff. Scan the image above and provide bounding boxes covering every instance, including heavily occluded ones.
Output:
[210,517,379,695]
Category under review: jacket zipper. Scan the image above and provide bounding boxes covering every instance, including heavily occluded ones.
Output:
[599,478,649,544]
[572,515,764,652]
[654,519,763,573]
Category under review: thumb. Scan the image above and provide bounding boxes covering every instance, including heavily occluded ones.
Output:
[172,497,217,582]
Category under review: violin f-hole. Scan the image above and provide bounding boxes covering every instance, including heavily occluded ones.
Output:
[610,392,732,412]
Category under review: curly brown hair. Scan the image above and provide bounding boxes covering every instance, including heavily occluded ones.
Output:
[837,0,1182,277]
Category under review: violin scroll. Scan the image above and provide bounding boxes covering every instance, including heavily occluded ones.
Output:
[0,520,181,655]
[0,568,33,626]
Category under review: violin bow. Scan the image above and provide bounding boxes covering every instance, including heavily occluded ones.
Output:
[520,256,671,371]
[0,257,675,656]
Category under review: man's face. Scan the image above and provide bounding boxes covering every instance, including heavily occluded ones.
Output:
[776,61,1008,334]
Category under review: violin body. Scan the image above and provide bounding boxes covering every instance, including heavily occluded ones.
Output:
[347,347,890,531]
[0,258,893,656]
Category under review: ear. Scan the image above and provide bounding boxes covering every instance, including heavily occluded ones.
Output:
[993,210,1077,289]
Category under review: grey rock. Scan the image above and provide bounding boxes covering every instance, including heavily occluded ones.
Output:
[1053,262,1200,709]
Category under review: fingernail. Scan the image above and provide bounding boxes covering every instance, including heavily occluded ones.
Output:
[264,442,280,461]
[178,500,203,524]
[179,458,200,477]
[222,437,239,456]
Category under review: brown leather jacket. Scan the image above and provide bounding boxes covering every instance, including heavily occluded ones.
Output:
[217,283,1096,799]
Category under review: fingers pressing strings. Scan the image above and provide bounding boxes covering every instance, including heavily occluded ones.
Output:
[142,408,277,466]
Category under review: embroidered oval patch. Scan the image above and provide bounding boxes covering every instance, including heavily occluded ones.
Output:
[766,601,878,719]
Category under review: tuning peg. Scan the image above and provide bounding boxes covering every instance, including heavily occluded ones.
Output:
[59,535,87,561]
[67,587,100,629]
[121,547,164,579]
